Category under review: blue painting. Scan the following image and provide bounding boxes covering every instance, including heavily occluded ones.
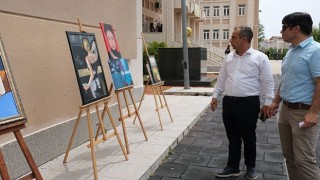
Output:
[0,35,26,129]
[108,58,133,90]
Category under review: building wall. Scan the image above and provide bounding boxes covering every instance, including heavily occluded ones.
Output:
[200,0,259,50]
[0,0,143,178]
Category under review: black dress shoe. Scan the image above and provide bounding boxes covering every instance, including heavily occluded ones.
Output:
[215,167,240,178]
[246,167,257,179]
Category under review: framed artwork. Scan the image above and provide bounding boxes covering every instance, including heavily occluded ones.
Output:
[108,58,133,90]
[0,35,26,129]
[148,56,162,84]
[66,31,109,105]
[100,23,122,60]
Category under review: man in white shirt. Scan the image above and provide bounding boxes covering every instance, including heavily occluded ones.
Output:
[211,26,274,179]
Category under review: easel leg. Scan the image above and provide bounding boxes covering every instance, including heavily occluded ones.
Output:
[133,79,149,124]
[95,106,107,141]
[0,148,10,180]
[86,109,98,180]
[153,86,163,131]
[105,104,128,160]
[156,86,164,108]
[116,93,130,154]
[64,110,82,163]
[14,130,43,180]
[122,91,131,116]
[160,86,173,122]
[128,89,148,141]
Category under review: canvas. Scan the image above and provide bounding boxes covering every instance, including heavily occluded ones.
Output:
[100,23,122,60]
[66,32,109,105]
[0,35,26,128]
[100,23,134,90]
[148,56,161,84]
[108,58,133,90]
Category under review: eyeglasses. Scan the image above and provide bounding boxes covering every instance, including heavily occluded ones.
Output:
[282,24,295,31]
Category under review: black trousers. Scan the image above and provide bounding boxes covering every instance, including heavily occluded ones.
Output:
[222,95,260,169]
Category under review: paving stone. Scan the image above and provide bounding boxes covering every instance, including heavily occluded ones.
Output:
[263,173,288,180]
[185,130,214,138]
[207,157,228,168]
[264,152,284,163]
[256,136,268,144]
[255,160,284,175]
[198,147,228,158]
[180,166,216,180]
[173,144,201,154]
[192,137,223,148]
[163,151,180,164]
[179,136,196,145]
[153,164,188,178]
[148,175,162,180]
[267,137,281,145]
[173,153,211,167]
[189,124,206,131]
[256,143,282,153]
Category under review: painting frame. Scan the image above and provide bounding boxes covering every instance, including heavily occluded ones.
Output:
[66,31,109,105]
[0,34,27,130]
[147,55,162,84]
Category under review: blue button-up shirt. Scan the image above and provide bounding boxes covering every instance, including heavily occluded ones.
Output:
[280,37,320,104]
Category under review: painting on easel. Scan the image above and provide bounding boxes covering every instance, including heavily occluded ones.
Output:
[147,56,161,84]
[66,32,109,105]
[0,35,26,128]
[100,23,133,90]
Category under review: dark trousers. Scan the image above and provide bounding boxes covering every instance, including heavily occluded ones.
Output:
[222,96,260,169]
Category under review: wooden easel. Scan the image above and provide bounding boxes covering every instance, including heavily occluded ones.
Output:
[0,123,43,180]
[133,77,173,130]
[136,33,173,130]
[63,95,128,180]
[111,84,148,154]
[63,18,128,180]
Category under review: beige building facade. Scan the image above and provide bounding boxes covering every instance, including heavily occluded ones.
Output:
[0,0,143,178]
[142,0,205,47]
[200,0,260,50]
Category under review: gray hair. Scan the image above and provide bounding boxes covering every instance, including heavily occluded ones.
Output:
[234,26,253,43]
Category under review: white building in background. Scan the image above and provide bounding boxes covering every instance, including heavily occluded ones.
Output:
[260,36,291,52]
[200,0,260,50]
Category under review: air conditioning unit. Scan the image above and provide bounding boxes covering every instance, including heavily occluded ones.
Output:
[155,2,162,10]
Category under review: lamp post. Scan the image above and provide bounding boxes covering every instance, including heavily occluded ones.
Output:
[181,0,190,89]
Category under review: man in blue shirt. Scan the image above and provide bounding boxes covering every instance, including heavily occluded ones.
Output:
[268,12,320,180]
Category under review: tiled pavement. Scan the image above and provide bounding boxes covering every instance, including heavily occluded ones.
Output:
[148,74,301,180]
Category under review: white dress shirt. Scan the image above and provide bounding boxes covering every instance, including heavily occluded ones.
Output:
[212,47,274,105]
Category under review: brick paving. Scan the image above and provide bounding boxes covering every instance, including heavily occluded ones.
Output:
[147,74,320,180]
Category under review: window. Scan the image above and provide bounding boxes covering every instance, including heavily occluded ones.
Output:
[213,29,219,40]
[203,30,209,39]
[213,6,219,17]
[238,5,245,16]
[223,6,229,16]
[204,6,210,17]
[223,29,229,39]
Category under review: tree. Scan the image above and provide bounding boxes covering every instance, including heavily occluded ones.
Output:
[258,22,266,49]
[312,23,320,42]
[142,41,167,75]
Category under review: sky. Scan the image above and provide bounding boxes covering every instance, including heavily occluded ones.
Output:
[259,0,320,39]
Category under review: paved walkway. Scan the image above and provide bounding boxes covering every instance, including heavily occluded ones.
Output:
[148,74,295,180]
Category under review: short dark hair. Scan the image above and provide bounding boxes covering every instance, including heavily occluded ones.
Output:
[282,12,313,35]
[235,26,253,43]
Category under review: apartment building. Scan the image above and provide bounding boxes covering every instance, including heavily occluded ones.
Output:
[200,0,260,50]
[142,0,205,47]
